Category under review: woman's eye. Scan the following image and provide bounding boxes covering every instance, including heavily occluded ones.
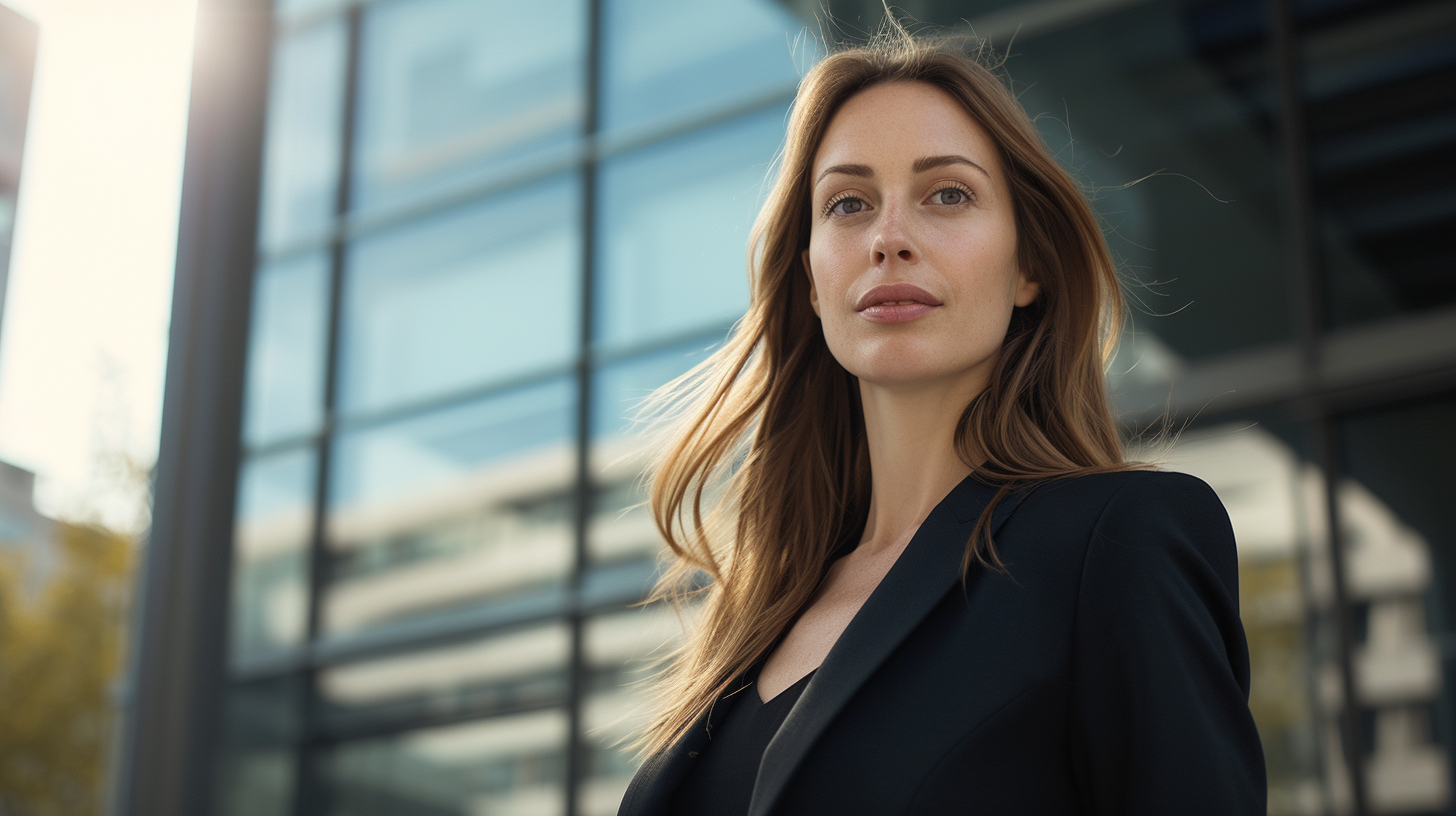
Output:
[828,196,866,216]
[933,187,969,206]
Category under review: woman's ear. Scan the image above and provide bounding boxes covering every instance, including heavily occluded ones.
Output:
[1014,270,1040,308]
[801,249,821,317]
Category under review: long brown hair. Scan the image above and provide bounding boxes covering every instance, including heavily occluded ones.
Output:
[632,23,1132,757]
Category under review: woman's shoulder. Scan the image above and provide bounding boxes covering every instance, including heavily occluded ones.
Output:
[1024,467,1226,521]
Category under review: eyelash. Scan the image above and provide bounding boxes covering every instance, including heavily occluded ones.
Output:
[820,183,977,219]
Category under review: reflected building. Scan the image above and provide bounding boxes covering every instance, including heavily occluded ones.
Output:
[118,1,1456,815]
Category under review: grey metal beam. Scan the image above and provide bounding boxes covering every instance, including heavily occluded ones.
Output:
[108,1,272,814]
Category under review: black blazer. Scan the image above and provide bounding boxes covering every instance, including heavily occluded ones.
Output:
[618,470,1267,816]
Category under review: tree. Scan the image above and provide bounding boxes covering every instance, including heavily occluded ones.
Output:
[0,522,133,816]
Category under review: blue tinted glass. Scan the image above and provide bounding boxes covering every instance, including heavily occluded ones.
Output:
[595,107,784,353]
[324,378,575,638]
[339,175,581,417]
[243,252,330,447]
[600,0,813,135]
[352,0,586,217]
[257,18,346,252]
[232,448,317,663]
[588,342,717,566]
[591,341,718,440]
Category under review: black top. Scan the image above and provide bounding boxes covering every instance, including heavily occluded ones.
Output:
[666,668,817,816]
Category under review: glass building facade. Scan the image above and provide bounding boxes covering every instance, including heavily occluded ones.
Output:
[120,1,1456,815]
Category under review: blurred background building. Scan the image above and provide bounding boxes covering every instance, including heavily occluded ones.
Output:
[110,0,1456,815]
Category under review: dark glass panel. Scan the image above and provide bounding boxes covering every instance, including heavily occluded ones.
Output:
[594,106,785,354]
[352,0,586,216]
[231,447,317,664]
[340,175,581,418]
[243,252,330,447]
[599,0,813,135]
[1302,0,1456,327]
[215,676,304,816]
[257,17,347,253]
[1007,0,1292,361]
[1341,395,1456,812]
[324,709,569,815]
[323,378,575,639]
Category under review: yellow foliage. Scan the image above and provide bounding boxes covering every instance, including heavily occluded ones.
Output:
[0,522,134,816]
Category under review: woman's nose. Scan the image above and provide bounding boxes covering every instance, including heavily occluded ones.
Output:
[871,210,917,265]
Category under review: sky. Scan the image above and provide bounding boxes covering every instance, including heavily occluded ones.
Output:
[0,0,196,533]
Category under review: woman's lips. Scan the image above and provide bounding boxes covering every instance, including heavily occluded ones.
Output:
[855,283,942,323]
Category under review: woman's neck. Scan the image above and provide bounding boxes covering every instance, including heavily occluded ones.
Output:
[856,375,982,558]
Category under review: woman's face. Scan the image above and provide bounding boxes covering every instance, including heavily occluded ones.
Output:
[803,81,1038,393]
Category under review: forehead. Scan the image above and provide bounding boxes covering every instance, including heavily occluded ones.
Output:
[811,81,1001,177]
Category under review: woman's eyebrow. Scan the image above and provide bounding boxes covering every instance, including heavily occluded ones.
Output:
[815,163,873,186]
[913,154,991,178]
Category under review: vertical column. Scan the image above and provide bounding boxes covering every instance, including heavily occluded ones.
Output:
[109,1,273,814]
[567,1,604,812]
[1267,0,1366,811]
[291,4,363,814]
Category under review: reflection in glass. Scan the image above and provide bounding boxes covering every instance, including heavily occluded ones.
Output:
[216,677,304,816]
[324,378,575,638]
[243,252,330,447]
[1307,1,1456,327]
[217,749,294,816]
[352,0,585,216]
[340,175,581,417]
[581,605,690,816]
[595,107,783,353]
[257,18,346,252]
[1341,397,1456,813]
[231,448,316,663]
[319,621,571,732]
[1138,422,1326,814]
[599,0,811,135]
[327,708,568,816]
[1008,0,1290,359]
[589,343,715,565]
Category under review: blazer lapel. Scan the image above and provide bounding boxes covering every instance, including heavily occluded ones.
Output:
[747,474,1026,816]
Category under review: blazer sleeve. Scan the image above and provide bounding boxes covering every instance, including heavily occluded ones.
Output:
[1069,471,1267,815]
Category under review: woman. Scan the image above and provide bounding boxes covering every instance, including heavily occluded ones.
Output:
[617,25,1266,816]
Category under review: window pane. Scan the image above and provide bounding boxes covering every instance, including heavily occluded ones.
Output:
[352,0,586,216]
[1134,418,1328,812]
[323,378,575,639]
[1006,0,1292,361]
[1340,396,1456,813]
[340,175,581,417]
[581,605,690,816]
[243,252,330,447]
[257,18,346,252]
[599,0,812,135]
[326,708,568,816]
[589,342,716,565]
[318,621,570,734]
[595,108,783,353]
[231,448,316,664]
[216,676,304,816]
[1304,1,1456,328]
